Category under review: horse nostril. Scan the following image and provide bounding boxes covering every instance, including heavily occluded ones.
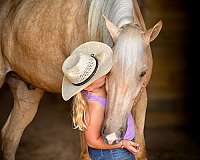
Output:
[119,127,124,138]
[102,126,106,135]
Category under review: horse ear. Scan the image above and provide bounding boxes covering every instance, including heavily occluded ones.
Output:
[143,20,163,44]
[132,0,146,31]
[103,15,121,42]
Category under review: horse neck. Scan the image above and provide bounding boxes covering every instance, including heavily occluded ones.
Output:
[87,0,134,46]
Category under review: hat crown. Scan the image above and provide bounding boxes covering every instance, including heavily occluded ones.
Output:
[62,41,113,101]
[63,54,97,85]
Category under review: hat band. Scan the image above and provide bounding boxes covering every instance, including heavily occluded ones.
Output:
[72,54,99,86]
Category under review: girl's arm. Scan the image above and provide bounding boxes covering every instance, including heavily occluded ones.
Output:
[84,101,139,152]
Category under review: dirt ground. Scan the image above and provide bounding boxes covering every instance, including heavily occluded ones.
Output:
[0,85,200,160]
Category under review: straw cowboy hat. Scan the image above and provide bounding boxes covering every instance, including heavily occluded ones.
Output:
[62,41,113,101]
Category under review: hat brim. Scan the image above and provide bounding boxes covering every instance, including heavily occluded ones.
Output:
[62,41,113,101]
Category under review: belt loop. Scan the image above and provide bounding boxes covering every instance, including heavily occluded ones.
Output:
[101,149,103,156]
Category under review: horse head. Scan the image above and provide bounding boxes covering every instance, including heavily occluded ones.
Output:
[102,17,162,144]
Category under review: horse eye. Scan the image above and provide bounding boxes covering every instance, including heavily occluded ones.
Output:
[140,71,146,78]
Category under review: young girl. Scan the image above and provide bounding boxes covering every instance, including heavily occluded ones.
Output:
[62,42,140,160]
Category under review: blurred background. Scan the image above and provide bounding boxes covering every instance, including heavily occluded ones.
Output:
[0,0,200,159]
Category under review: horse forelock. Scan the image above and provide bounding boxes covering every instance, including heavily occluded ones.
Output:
[87,0,134,47]
[113,25,144,75]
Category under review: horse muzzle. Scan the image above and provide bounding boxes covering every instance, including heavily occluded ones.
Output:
[102,126,125,144]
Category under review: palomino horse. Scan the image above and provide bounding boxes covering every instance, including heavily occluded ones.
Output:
[0,0,162,159]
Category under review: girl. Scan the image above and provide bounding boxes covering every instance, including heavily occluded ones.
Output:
[62,42,140,160]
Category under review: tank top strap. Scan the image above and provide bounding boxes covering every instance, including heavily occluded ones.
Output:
[81,90,107,108]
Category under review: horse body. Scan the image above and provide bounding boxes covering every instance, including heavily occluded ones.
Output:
[0,0,162,159]
[0,0,88,92]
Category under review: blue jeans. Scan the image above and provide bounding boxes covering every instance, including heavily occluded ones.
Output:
[88,147,136,160]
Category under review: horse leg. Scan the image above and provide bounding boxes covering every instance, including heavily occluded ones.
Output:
[0,69,5,88]
[132,88,148,160]
[80,132,90,160]
[1,76,44,160]
[0,50,6,88]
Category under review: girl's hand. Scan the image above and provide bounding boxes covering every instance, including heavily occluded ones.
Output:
[120,139,140,154]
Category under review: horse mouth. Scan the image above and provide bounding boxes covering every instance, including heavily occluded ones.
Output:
[104,132,122,144]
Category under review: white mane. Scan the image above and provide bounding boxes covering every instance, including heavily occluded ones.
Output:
[87,0,134,46]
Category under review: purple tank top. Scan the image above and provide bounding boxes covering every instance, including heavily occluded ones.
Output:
[81,90,135,140]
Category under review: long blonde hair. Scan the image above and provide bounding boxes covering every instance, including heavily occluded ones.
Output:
[72,92,89,131]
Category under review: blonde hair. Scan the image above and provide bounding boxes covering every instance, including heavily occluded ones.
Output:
[72,92,89,131]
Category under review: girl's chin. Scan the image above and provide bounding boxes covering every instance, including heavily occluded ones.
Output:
[96,82,105,89]
[88,83,105,91]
